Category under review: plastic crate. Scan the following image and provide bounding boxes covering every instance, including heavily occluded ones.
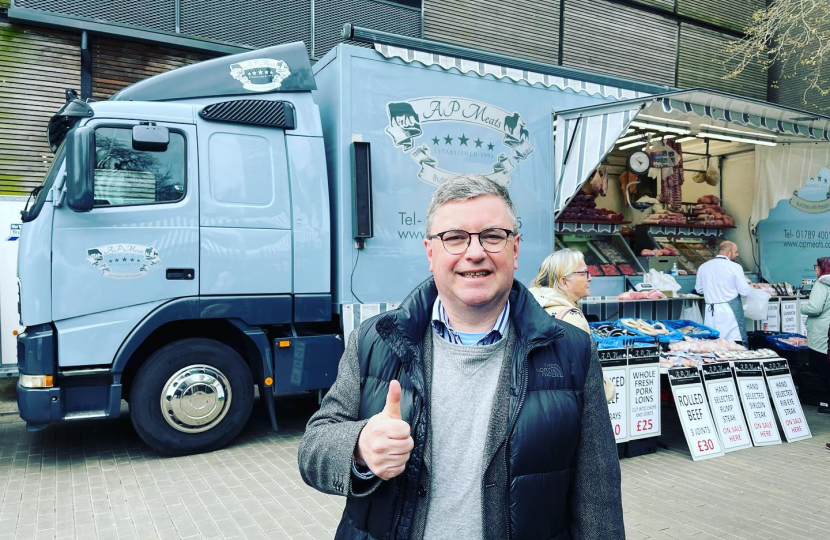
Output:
[765,333,808,350]
[662,320,719,340]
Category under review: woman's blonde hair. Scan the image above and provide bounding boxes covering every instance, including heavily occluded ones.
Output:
[531,248,585,301]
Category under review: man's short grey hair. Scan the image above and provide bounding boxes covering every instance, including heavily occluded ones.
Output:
[425,174,519,235]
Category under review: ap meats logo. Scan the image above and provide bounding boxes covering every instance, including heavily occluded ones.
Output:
[384,97,533,187]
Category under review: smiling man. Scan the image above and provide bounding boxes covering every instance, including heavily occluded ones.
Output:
[298,174,624,540]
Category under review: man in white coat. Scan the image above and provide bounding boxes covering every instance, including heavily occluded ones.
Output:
[694,241,751,344]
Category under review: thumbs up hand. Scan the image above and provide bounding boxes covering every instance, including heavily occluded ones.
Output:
[355,380,414,480]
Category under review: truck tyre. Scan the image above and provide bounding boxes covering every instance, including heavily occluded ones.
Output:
[129,338,254,456]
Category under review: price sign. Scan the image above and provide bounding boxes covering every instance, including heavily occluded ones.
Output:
[734,361,781,446]
[628,353,660,440]
[701,363,752,452]
[604,367,628,443]
[668,367,724,461]
[762,359,812,442]
[763,302,780,332]
[780,301,798,333]
[800,311,808,336]
[599,348,628,443]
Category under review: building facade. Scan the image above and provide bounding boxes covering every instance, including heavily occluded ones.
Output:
[0,0,824,195]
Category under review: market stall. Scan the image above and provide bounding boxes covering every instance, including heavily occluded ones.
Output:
[550,88,830,315]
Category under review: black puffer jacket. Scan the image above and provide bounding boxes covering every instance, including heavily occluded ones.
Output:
[299,278,624,540]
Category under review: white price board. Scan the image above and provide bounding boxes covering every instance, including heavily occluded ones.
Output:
[762,302,780,332]
[780,301,798,333]
[604,366,628,443]
[628,358,660,440]
[668,367,724,461]
[701,363,752,452]
[762,359,812,442]
[800,311,808,336]
[734,361,781,446]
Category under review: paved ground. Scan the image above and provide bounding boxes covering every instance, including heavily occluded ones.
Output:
[0,394,828,540]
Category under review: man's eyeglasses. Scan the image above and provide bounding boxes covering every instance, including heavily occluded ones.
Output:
[428,228,516,255]
[569,270,591,279]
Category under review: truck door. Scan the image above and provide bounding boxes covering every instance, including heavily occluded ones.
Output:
[51,121,198,330]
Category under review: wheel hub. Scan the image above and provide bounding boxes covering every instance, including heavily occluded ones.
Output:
[161,365,232,433]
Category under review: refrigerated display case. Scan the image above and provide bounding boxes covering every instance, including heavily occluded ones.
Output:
[634,224,751,292]
[555,221,645,296]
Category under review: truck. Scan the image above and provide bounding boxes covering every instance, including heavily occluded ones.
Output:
[14,26,665,455]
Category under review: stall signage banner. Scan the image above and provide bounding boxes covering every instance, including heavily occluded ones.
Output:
[757,165,830,285]
[701,363,752,452]
[762,359,812,442]
[668,367,724,461]
[628,355,660,439]
[780,301,799,333]
[763,302,780,332]
[734,361,781,446]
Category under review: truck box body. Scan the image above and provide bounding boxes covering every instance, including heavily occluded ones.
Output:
[313,45,615,308]
[12,38,641,454]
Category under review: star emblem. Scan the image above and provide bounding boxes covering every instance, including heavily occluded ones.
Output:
[444,135,453,145]
[474,138,483,148]
[123,257,128,262]
[458,134,469,146]
[432,136,440,145]
[487,142,495,151]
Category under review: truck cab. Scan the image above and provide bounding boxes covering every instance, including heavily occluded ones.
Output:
[16,42,342,455]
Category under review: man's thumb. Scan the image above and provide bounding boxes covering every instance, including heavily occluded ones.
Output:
[383,380,402,419]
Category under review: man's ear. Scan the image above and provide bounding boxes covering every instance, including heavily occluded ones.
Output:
[513,235,520,270]
[425,238,434,273]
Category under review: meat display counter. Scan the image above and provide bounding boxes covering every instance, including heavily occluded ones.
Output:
[554,221,645,297]
[633,224,751,292]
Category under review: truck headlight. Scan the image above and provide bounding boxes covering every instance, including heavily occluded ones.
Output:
[19,375,53,388]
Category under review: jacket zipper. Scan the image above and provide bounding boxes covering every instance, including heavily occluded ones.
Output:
[391,401,422,540]
[503,338,553,540]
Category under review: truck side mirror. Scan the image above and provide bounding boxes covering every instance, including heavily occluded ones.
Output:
[66,126,95,213]
[133,124,169,151]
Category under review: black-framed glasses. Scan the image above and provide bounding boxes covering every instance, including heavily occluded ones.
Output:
[428,227,516,255]
[570,270,591,279]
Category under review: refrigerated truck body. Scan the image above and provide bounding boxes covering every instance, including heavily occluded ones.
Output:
[14,30,662,454]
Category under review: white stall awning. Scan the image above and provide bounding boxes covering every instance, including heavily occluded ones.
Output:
[553,88,830,217]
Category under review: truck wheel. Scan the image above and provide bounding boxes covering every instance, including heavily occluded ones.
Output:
[129,338,254,456]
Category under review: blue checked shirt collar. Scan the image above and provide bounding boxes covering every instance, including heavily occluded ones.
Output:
[431,297,510,346]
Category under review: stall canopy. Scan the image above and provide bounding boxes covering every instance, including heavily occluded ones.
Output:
[553,88,830,219]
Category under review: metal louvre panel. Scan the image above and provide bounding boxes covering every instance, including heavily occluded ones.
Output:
[677,24,765,100]
[0,22,80,196]
[314,0,420,59]
[200,100,296,129]
[424,0,560,65]
[562,0,676,87]
[91,36,218,100]
[677,0,765,34]
[628,0,674,10]
[180,0,312,54]
[15,0,175,32]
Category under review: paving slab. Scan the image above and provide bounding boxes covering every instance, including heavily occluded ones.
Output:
[0,394,828,539]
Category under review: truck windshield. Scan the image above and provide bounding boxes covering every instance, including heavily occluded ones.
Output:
[21,142,66,223]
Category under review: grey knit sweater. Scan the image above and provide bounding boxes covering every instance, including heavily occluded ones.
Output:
[422,332,508,539]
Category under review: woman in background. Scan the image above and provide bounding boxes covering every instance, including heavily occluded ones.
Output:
[529,249,614,403]
[529,248,592,332]
[800,256,830,418]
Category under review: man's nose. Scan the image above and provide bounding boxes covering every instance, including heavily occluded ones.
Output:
[464,237,487,259]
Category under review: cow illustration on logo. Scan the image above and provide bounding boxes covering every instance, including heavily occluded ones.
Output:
[86,244,161,279]
[229,58,291,92]
[384,97,534,186]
